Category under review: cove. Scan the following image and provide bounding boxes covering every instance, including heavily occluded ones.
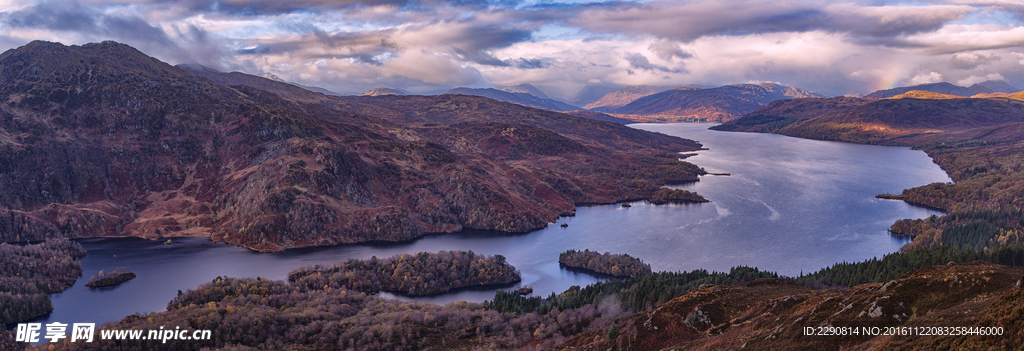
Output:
[36,123,951,326]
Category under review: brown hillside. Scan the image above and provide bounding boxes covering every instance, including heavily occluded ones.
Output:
[0,41,705,251]
[560,262,1024,351]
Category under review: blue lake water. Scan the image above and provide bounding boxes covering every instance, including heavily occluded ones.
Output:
[36,123,951,326]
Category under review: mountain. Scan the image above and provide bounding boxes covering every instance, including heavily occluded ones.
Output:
[713,95,1024,145]
[584,85,662,111]
[500,83,549,99]
[865,82,993,98]
[569,83,622,107]
[445,87,580,111]
[0,40,704,252]
[358,87,408,96]
[608,83,823,122]
[974,80,1019,94]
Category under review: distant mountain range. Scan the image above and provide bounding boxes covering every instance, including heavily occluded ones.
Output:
[713,90,1024,146]
[445,87,580,111]
[603,83,823,122]
[865,80,1019,98]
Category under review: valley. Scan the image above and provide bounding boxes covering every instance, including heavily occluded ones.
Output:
[3,40,1024,351]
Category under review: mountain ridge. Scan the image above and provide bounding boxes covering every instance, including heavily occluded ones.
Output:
[607,82,823,122]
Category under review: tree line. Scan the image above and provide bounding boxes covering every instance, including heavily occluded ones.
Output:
[288,250,520,296]
[558,249,652,278]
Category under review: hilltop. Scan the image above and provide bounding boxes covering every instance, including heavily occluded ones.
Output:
[0,40,705,251]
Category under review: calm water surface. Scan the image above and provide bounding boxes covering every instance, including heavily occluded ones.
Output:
[37,123,951,326]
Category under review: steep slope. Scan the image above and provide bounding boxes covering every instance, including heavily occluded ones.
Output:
[609,83,823,122]
[0,41,705,252]
[560,262,1024,351]
[445,87,580,111]
[866,82,993,98]
[260,71,342,95]
[501,83,549,99]
[584,85,661,111]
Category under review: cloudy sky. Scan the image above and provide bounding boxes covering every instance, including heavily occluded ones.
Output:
[2,0,1024,98]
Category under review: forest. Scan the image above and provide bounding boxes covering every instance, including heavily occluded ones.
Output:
[288,250,520,296]
[486,266,778,314]
[798,242,1024,288]
[557,249,652,278]
[0,239,85,325]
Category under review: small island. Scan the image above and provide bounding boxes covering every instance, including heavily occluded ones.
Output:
[288,250,521,296]
[558,249,652,278]
[648,187,710,205]
[85,267,136,288]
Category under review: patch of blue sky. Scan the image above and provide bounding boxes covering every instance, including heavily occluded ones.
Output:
[531,24,587,41]
[952,7,1023,26]
[212,13,385,39]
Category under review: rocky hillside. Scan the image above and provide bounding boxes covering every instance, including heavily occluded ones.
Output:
[607,83,823,122]
[0,40,705,251]
[560,262,1024,350]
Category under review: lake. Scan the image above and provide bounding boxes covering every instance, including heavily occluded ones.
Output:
[35,123,951,326]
